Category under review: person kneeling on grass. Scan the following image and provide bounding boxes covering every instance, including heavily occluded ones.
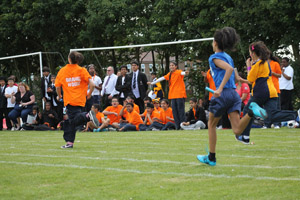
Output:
[180,97,207,130]
[148,99,176,130]
[84,104,109,132]
[118,102,143,132]
[139,103,160,131]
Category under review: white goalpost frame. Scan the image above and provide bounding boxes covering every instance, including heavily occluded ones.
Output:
[0,51,66,109]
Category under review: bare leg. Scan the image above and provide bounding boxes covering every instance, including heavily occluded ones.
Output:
[208,112,221,153]
[229,111,252,135]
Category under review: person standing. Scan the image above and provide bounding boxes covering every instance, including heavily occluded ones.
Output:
[0,77,9,130]
[55,51,98,148]
[101,66,118,109]
[41,67,51,103]
[4,77,18,130]
[130,61,148,113]
[115,65,131,105]
[279,57,294,110]
[88,64,102,108]
[148,61,188,130]
[150,72,164,99]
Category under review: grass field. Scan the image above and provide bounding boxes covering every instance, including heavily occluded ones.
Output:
[0,128,299,199]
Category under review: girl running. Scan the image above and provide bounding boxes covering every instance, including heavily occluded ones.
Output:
[197,27,268,166]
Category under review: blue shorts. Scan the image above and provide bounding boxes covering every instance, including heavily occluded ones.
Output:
[209,88,241,117]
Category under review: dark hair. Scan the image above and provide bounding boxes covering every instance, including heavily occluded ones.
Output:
[146,102,154,109]
[112,96,119,101]
[68,51,84,65]
[151,72,156,76]
[43,67,50,73]
[50,74,56,79]
[131,61,140,67]
[189,97,197,103]
[126,94,135,100]
[0,76,6,81]
[170,61,178,67]
[160,98,169,105]
[119,65,128,71]
[269,52,280,63]
[143,97,152,102]
[45,102,52,106]
[32,105,39,111]
[282,57,289,63]
[126,102,134,107]
[92,104,101,111]
[249,41,270,64]
[214,27,240,51]
[7,77,14,82]
[88,64,95,69]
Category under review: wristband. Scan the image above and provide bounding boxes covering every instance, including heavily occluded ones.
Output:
[247,66,251,71]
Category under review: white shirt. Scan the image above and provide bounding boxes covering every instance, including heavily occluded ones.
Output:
[44,75,51,100]
[90,75,102,96]
[5,85,18,108]
[131,70,140,98]
[120,76,125,98]
[279,65,294,90]
[101,74,119,96]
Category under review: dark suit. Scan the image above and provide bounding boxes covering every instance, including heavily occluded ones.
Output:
[47,83,63,122]
[0,85,11,130]
[130,71,148,113]
[115,74,132,105]
[41,75,51,101]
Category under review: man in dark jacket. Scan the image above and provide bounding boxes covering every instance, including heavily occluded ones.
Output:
[41,102,58,129]
[115,65,132,105]
[129,61,148,113]
[180,97,207,130]
[41,66,51,103]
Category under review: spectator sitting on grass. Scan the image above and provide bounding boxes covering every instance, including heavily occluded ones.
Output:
[152,98,163,113]
[102,97,123,129]
[41,102,58,130]
[180,97,207,130]
[85,104,110,132]
[139,103,160,131]
[140,96,152,118]
[20,105,42,130]
[118,102,143,132]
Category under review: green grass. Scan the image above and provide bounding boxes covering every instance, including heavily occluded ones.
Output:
[0,128,299,200]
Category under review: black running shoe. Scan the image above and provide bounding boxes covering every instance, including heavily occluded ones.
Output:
[235,135,250,145]
[88,110,100,127]
[61,144,73,148]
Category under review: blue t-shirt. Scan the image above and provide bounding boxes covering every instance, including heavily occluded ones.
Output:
[208,52,236,89]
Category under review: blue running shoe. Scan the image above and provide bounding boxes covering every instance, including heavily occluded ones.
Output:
[249,102,268,120]
[93,128,101,132]
[197,155,216,166]
[235,135,250,145]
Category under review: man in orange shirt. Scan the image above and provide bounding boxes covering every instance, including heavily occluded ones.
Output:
[103,96,123,129]
[118,102,143,131]
[139,103,160,131]
[148,99,176,130]
[55,51,97,148]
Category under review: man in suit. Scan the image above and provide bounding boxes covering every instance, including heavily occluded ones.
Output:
[0,77,10,130]
[41,66,51,103]
[130,61,148,113]
[115,65,132,105]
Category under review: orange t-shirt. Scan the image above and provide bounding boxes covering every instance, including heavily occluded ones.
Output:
[104,105,123,124]
[159,107,174,124]
[55,64,91,107]
[164,70,186,99]
[270,60,282,94]
[96,112,104,124]
[155,106,163,113]
[207,69,216,100]
[145,110,160,125]
[126,110,143,130]
[123,103,140,117]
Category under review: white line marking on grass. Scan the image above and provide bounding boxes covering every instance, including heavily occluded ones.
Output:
[0,160,300,181]
[1,153,299,169]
